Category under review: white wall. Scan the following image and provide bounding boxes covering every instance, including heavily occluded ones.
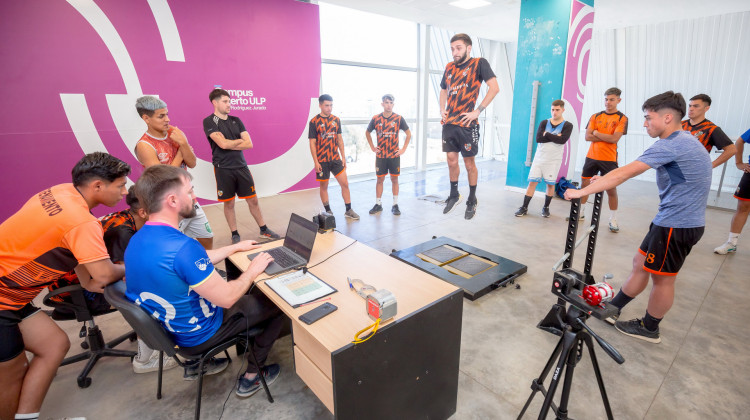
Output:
[577,11,750,191]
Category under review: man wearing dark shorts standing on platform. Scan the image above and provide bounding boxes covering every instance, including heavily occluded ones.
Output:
[309,94,359,220]
[366,94,411,216]
[439,33,499,220]
[681,93,736,168]
[204,88,279,244]
[579,88,628,232]
[565,91,711,344]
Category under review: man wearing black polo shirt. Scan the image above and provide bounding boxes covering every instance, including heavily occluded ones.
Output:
[681,93,736,168]
[204,88,279,244]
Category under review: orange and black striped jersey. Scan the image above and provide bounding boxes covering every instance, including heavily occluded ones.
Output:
[440,57,496,127]
[0,184,109,310]
[366,113,410,159]
[135,128,184,168]
[586,111,628,162]
[308,114,342,162]
[681,119,733,153]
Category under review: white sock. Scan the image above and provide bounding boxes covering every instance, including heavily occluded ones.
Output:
[393,195,398,205]
[136,338,154,363]
[376,198,382,206]
[610,210,617,220]
[729,232,740,245]
[15,413,40,420]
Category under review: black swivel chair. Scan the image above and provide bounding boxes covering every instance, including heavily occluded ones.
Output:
[103,280,274,420]
[43,284,137,388]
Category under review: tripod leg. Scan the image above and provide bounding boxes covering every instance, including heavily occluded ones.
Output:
[518,335,565,419]
[583,334,615,420]
[556,335,585,420]
[537,330,577,420]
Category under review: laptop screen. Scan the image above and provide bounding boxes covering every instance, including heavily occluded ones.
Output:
[283,213,318,262]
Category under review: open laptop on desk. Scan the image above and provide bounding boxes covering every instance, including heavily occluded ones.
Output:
[248,213,318,275]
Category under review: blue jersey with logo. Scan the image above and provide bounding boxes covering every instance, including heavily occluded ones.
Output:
[124,223,222,347]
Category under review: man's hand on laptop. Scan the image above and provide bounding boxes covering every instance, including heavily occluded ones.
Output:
[248,252,274,279]
[233,240,260,253]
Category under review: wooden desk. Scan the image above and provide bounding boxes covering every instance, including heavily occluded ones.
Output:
[227,231,463,419]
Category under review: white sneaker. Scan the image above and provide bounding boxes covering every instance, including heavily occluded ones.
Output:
[133,350,179,374]
[713,241,737,255]
[609,219,619,233]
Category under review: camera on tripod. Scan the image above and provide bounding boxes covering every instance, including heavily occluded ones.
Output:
[551,268,619,322]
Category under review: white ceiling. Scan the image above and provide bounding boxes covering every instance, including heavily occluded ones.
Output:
[318,0,750,42]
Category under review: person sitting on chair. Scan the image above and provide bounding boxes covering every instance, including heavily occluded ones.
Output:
[125,164,284,398]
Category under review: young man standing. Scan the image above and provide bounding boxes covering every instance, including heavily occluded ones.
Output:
[681,93,736,168]
[365,94,411,216]
[439,33,499,219]
[565,92,711,344]
[309,94,359,220]
[135,96,215,250]
[714,130,750,254]
[204,89,280,244]
[579,88,628,232]
[515,99,573,218]
[126,165,283,398]
[0,152,130,420]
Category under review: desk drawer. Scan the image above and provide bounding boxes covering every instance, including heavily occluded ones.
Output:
[292,320,332,378]
[294,345,334,413]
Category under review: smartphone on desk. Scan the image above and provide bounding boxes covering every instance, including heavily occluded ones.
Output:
[299,302,338,325]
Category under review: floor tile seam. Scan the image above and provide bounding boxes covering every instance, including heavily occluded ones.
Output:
[642,256,727,419]
[458,367,525,414]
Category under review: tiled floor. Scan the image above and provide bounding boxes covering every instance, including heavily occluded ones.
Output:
[39,160,750,419]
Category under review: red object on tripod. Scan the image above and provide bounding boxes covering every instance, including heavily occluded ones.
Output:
[582,282,614,306]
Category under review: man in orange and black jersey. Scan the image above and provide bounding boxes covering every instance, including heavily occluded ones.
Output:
[308,94,359,220]
[682,93,735,168]
[365,94,411,216]
[580,87,628,233]
[439,33,499,220]
[0,152,130,420]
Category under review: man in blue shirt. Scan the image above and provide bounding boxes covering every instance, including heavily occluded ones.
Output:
[713,128,750,255]
[125,164,282,398]
[566,91,711,344]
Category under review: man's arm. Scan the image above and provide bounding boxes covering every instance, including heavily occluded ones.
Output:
[365,130,377,153]
[736,137,749,172]
[234,131,254,150]
[592,131,623,144]
[712,143,736,168]
[337,134,347,167]
[75,259,126,292]
[309,138,321,173]
[209,131,244,150]
[170,127,197,168]
[399,129,412,156]
[565,161,651,200]
[205,240,261,265]
[459,77,499,125]
[191,253,273,308]
[135,143,165,167]
[439,89,448,121]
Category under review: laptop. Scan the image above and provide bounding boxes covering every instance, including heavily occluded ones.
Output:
[247,213,318,275]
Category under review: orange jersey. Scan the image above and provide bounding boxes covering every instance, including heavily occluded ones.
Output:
[308,114,342,162]
[0,184,109,310]
[441,57,495,127]
[681,119,733,153]
[585,111,628,162]
[135,128,183,167]
[367,113,409,159]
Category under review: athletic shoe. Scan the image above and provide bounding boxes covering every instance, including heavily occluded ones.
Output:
[132,350,179,374]
[603,310,620,326]
[183,357,230,381]
[231,233,241,244]
[465,200,477,220]
[345,209,360,220]
[609,219,620,233]
[369,204,383,215]
[259,228,280,240]
[614,318,661,344]
[714,241,737,255]
[443,194,462,214]
[236,363,281,398]
[566,214,585,221]
[391,205,401,216]
[514,207,528,217]
[541,207,551,218]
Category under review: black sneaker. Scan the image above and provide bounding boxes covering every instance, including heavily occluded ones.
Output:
[183,357,230,381]
[514,207,528,217]
[369,204,383,214]
[236,363,281,398]
[391,205,401,216]
[541,207,551,218]
[231,233,241,244]
[465,200,477,220]
[443,194,462,214]
[259,228,280,240]
[615,318,661,343]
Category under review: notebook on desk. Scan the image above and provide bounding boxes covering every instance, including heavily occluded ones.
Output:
[247,213,318,275]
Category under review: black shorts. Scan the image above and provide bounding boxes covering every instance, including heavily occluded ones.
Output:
[215,166,255,201]
[639,223,704,276]
[581,157,618,178]
[0,303,41,362]
[376,157,400,177]
[442,124,480,157]
[316,159,345,181]
[734,172,750,201]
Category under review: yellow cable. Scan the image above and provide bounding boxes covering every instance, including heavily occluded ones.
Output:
[352,318,380,344]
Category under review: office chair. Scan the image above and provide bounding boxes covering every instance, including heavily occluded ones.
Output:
[43,284,137,388]
[103,280,274,420]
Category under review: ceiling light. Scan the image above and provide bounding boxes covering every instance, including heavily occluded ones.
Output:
[449,0,491,10]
